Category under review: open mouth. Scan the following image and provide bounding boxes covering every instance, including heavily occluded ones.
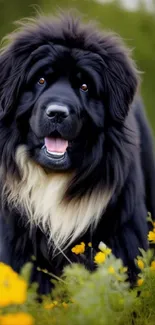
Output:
[43,137,69,160]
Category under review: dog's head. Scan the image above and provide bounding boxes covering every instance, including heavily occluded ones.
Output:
[0,15,138,195]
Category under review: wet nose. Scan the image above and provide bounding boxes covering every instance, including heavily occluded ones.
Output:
[46,104,69,121]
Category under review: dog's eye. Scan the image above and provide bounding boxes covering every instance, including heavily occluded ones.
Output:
[80,83,88,92]
[38,77,46,85]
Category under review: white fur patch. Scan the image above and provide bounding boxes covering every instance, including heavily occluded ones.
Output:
[2,145,113,251]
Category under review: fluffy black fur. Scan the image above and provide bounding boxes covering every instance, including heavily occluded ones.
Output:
[0,15,155,293]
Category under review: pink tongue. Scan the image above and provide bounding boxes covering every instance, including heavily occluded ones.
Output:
[45,137,68,153]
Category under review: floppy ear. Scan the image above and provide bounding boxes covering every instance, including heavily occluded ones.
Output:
[0,46,28,174]
[102,35,139,123]
[0,46,26,117]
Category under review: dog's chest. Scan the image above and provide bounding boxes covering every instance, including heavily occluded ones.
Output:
[3,146,113,249]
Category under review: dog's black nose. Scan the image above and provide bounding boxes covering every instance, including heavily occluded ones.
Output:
[46,104,69,121]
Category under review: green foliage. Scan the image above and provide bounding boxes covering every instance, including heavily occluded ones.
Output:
[2,250,155,325]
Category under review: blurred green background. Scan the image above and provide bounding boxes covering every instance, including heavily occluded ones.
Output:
[0,0,155,132]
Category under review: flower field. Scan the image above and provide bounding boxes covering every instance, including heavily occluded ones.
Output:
[0,215,155,325]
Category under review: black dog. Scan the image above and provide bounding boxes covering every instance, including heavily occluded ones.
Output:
[0,15,155,293]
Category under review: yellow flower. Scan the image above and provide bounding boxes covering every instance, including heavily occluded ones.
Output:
[150,261,155,271]
[71,242,85,254]
[88,242,92,247]
[148,230,155,242]
[108,266,115,274]
[98,241,106,251]
[137,278,144,286]
[0,313,34,325]
[44,300,59,309]
[104,248,112,256]
[53,300,58,306]
[98,242,112,256]
[44,302,55,309]
[62,302,68,308]
[137,259,145,270]
[94,252,106,264]
[0,263,27,307]
[119,266,128,273]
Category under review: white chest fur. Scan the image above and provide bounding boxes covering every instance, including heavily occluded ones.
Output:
[3,145,113,250]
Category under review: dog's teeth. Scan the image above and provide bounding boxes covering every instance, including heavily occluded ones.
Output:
[46,150,65,156]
